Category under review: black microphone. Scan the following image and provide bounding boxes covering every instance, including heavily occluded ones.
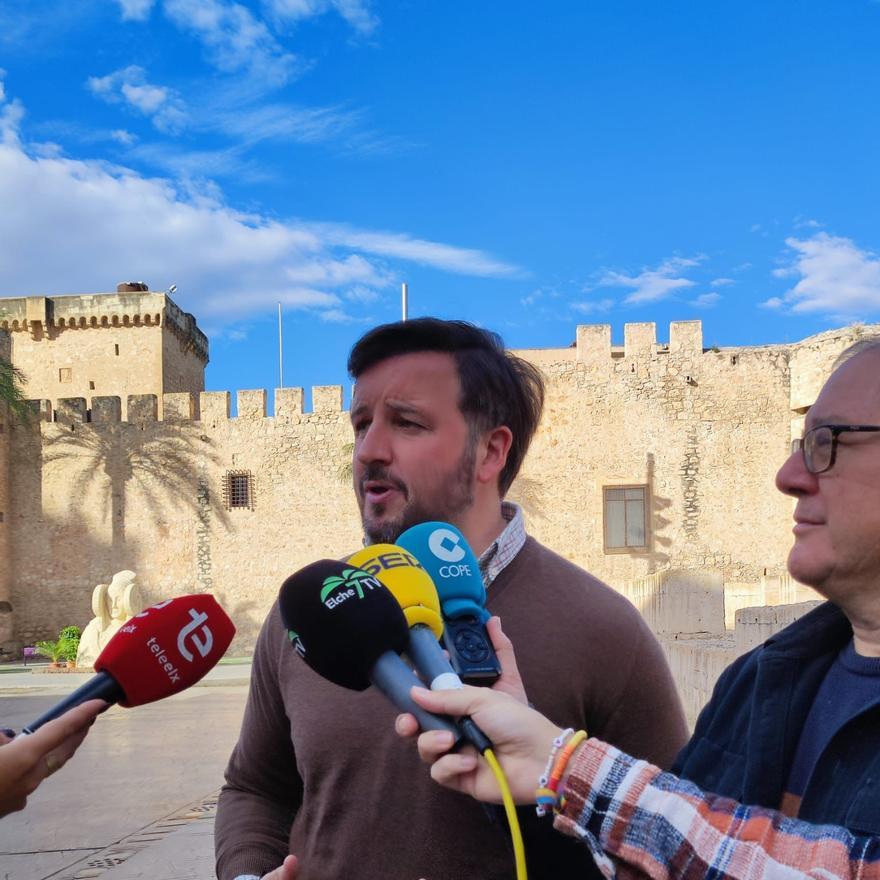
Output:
[278,559,461,742]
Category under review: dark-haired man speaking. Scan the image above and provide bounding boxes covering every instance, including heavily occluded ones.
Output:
[215,319,687,880]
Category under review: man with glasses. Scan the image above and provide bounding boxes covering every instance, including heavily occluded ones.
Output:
[670,336,880,835]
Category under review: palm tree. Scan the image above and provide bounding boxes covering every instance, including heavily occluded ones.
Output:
[0,355,29,421]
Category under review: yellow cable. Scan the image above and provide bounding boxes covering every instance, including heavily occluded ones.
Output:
[483,747,528,880]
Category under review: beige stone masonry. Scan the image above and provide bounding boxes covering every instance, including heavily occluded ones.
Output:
[57,398,87,426]
[164,392,197,422]
[275,387,304,419]
[128,394,158,423]
[237,390,267,420]
[200,391,230,424]
[624,322,657,357]
[3,316,880,663]
[670,320,703,353]
[576,324,612,365]
[312,385,343,412]
[92,396,122,423]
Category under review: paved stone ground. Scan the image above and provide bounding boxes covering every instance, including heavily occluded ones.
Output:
[0,667,251,880]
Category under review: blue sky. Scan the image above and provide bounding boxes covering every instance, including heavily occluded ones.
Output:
[1,0,879,406]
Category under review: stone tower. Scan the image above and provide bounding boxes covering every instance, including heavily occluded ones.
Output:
[0,283,208,419]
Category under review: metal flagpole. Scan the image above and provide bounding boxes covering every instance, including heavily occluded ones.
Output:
[278,302,284,388]
[402,282,408,321]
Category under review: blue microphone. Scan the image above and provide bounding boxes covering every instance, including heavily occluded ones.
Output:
[397,522,502,685]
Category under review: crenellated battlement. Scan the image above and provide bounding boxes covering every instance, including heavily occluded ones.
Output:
[576,320,704,363]
[26,385,351,426]
[0,290,208,363]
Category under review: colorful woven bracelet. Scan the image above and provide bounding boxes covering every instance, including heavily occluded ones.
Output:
[544,729,587,812]
[535,728,585,816]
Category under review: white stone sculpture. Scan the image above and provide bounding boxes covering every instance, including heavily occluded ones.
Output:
[76,570,143,668]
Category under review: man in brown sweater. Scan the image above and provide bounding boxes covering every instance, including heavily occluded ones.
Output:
[214,318,687,880]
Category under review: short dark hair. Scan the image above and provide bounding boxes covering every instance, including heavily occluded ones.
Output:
[348,318,545,495]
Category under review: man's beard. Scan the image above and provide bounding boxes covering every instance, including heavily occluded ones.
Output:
[359,443,476,545]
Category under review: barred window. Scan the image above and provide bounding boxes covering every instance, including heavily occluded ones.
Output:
[223,470,254,510]
[603,485,648,552]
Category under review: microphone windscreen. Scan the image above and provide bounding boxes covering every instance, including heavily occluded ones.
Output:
[397,523,489,622]
[94,594,235,707]
[278,559,409,690]
[348,545,444,638]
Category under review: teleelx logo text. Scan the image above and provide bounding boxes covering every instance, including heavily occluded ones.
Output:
[428,528,466,563]
[320,568,382,609]
[177,609,214,662]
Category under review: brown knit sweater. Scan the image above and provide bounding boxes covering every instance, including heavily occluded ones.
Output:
[215,536,688,880]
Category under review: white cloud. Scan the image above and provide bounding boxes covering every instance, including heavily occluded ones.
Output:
[88,66,187,133]
[164,0,299,87]
[318,307,372,323]
[116,0,156,21]
[344,285,380,303]
[690,293,721,308]
[572,298,614,314]
[764,233,880,317]
[264,0,378,35]
[0,95,24,146]
[111,129,137,146]
[0,114,518,324]
[760,297,784,310]
[597,255,703,304]
[710,277,735,288]
[318,225,521,278]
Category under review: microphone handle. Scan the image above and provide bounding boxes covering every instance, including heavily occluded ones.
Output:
[408,625,462,689]
[370,651,462,745]
[407,626,493,753]
[22,671,126,734]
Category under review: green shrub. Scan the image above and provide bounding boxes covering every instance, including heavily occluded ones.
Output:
[59,626,81,663]
[35,626,82,664]
[34,639,66,663]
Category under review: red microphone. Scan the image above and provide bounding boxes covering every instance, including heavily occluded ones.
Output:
[22,594,235,734]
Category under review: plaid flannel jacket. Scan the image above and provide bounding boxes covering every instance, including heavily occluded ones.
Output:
[555,739,880,880]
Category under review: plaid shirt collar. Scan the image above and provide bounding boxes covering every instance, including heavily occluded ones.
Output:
[478,502,527,589]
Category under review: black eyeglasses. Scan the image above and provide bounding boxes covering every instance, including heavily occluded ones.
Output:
[791,424,880,474]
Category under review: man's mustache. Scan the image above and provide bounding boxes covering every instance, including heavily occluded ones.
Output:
[359,464,408,498]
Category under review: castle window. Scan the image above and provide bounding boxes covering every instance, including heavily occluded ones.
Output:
[603,485,648,552]
[59,368,72,383]
[223,470,254,511]
[115,344,120,356]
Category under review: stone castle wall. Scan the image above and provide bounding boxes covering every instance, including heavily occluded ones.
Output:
[1,292,207,419]
[8,387,362,653]
[3,319,878,656]
[513,321,795,586]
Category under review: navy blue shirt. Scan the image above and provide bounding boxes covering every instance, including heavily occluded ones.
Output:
[786,639,880,802]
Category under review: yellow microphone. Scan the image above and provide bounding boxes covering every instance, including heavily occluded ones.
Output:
[348,545,462,690]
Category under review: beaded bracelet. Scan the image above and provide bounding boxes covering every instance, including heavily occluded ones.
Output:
[535,729,587,816]
[535,728,573,816]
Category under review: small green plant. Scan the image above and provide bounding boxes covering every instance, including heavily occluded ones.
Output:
[34,639,67,663]
[35,626,82,664]
[59,626,81,662]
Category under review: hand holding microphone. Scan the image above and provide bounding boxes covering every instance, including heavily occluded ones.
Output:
[0,699,106,817]
[398,616,564,806]
[348,545,494,752]
[22,594,236,734]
